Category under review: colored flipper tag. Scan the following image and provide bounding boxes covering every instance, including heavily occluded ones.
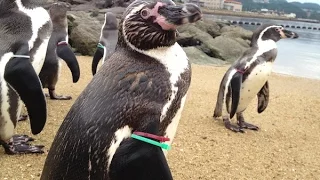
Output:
[97,43,105,49]
[133,131,170,142]
[131,134,171,150]
[12,55,30,58]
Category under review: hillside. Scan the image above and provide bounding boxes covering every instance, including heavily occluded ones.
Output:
[239,0,320,20]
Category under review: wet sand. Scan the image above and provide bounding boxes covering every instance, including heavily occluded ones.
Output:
[1,56,320,179]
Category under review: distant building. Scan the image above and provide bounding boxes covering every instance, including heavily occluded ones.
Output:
[253,0,264,3]
[187,0,205,7]
[284,13,296,18]
[201,0,224,9]
[223,0,243,11]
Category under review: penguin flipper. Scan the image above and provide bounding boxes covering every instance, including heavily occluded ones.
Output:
[257,81,269,113]
[4,49,47,135]
[213,72,230,118]
[56,44,80,83]
[91,47,105,76]
[230,71,243,119]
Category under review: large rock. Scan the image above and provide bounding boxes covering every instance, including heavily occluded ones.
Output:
[183,47,227,65]
[177,21,249,62]
[193,19,221,38]
[220,25,253,40]
[68,11,103,56]
[205,36,247,62]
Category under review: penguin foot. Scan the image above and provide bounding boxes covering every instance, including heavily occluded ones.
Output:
[238,121,259,131]
[0,139,44,155]
[17,114,28,122]
[223,118,244,133]
[50,94,72,100]
[10,134,35,144]
[48,90,72,100]
[5,143,44,155]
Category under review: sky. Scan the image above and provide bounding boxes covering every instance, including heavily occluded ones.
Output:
[286,0,320,4]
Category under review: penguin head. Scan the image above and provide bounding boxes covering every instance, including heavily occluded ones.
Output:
[250,24,299,47]
[104,12,118,30]
[119,0,202,50]
[49,2,71,18]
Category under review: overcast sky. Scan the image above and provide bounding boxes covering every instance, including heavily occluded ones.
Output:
[287,0,320,4]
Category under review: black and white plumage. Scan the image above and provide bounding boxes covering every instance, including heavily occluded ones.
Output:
[213,24,299,133]
[0,0,52,154]
[92,12,118,75]
[41,0,201,179]
[39,2,80,100]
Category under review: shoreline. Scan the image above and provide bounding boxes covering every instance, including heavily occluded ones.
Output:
[201,9,320,24]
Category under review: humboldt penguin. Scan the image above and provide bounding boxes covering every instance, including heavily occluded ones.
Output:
[41,0,202,179]
[39,2,80,100]
[0,0,52,154]
[213,24,298,133]
[92,12,118,75]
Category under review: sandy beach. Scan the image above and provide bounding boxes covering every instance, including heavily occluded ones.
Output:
[1,56,320,180]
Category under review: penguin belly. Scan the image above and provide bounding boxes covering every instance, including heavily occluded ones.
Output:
[0,54,18,141]
[31,38,50,75]
[163,95,187,156]
[236,62,273,113]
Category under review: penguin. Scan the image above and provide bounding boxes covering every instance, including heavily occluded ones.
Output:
[0,0,52,154]
[213,24,299,133]
[41,0,202,179]
[91,12,118,75]
[39,2,80,100]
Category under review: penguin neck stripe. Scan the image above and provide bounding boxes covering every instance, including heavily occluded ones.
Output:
[131,134,171,150]
[57,41,68,46]
[12,55,30,59]
[133,131,170,142]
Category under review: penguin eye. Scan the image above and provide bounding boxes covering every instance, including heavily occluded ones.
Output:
[140,9,150,19]
[275,28,280,32]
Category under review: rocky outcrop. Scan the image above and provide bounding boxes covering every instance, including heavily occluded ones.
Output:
[183,47,227,65]
[68,11,104,56]
[63,5,253,64]
[177,19,253,62]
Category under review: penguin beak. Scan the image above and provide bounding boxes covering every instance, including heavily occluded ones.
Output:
[281,29,299,39]
[157,3,202,29]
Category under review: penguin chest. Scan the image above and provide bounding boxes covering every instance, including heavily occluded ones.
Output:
[31,38,51,75]
[237,62,273,112]
[21,7,52,74]
[145,43,190,155]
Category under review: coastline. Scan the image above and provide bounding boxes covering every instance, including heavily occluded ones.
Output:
[201,9,320,24]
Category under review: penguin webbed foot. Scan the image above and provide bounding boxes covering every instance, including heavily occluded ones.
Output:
[17,114,28,122]
[48,90,72,100]
[237,121,259,131]
[0,136,44,155]
[237,113,259,131]
[223,117,245,133]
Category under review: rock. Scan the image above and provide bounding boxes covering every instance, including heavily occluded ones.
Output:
[68,11,102,56]
[70,2,97,11]
[220,25,253,40]
[205,36,248,62]
[194,19,221,38]
[183,47,227,65]
[178,23,248,62]
[97,7,126,18]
